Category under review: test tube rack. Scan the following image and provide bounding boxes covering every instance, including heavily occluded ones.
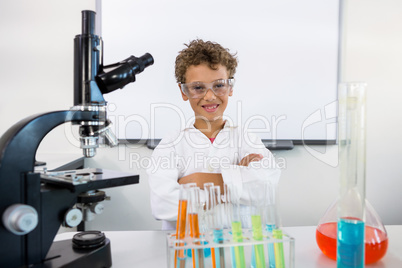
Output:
[166,228,295,268]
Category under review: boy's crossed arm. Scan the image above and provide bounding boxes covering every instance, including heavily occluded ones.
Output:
[178,153,263,191]
[178,172,224,191]
[238,153,263,167]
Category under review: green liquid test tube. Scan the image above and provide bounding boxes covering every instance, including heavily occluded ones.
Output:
[273,229,285,268]
[231,221,245,268]
[251,215,266,268]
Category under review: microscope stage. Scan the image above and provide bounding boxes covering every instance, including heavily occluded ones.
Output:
[40,168,139,191]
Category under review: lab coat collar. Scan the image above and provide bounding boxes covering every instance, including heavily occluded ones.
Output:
[182,120,237,146]
[183,120,235,132]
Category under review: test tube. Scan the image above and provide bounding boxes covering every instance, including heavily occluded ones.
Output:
[175,185,189,268]
[337,83,367,268]
[263,180,285,268]
[245,182,266,268]
[206,185,226,268]
[188,186,205,268]
[225,183,245,268]
[204,182,215,231]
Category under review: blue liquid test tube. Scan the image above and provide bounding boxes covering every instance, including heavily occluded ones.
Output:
[263,180,284,268]
[337,218,365,267]
[266,224,276,268]
[205,184,226,268]
[336,83,367,268]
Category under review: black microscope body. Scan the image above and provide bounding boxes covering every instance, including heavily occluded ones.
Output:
[0,11,153,267]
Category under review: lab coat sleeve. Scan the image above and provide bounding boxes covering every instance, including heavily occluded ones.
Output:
[221,131,281,203]
[146,137,180,222]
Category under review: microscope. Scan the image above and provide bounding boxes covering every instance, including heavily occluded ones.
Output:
[0,11,153,267]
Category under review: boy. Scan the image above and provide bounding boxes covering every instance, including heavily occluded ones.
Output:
[147,39,281,230]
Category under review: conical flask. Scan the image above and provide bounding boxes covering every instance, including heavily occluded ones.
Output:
[316,198,388,264]
[316,83,388,265]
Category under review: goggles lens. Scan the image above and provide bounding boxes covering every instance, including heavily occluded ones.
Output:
[180,79,234,99]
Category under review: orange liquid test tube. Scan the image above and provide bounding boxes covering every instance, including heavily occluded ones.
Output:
[189,213,204,268]
[177,200,188,257]
[187,186,205,268]
[189,213,199,267]
[175,186,189,268]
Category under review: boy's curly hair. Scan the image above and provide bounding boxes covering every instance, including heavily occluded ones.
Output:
[175,39,238,83]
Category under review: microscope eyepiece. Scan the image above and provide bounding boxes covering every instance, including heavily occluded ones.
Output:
[81,10,96,35]
[96,53,154,94]
[134,53,154,72]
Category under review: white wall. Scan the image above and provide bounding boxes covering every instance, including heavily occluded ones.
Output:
[341,0,402,225]
[0,0,97,152]
[1,0,401,232]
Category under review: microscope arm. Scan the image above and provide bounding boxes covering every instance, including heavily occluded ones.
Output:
[0,110,96,169]
[0,110,107,267]
[0,9,152,267]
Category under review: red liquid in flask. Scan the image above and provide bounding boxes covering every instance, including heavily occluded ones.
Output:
[316,222,388,264]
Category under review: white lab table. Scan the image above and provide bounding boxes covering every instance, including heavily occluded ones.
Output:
[55,225,402,268]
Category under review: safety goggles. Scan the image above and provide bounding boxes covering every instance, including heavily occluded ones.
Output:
[180,79,235,99]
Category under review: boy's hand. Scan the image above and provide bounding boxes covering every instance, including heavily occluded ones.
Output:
[239,153,263,166]
[178,173,224,192]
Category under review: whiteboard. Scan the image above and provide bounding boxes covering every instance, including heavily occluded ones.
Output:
[101,0,339,142]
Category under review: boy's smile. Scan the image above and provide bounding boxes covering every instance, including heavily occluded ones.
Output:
[180,63,232,132]
[202,103,219,113]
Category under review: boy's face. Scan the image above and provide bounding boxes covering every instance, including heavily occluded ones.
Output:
[180,64,232,123]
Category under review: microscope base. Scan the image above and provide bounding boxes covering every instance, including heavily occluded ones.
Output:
[42,237,112,268]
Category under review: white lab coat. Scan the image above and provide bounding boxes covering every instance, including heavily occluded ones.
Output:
[146,121,281,230]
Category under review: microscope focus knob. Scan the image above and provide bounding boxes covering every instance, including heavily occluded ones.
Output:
[64,208,83,228]
[2,204,38,235]
[90,203,105,215]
